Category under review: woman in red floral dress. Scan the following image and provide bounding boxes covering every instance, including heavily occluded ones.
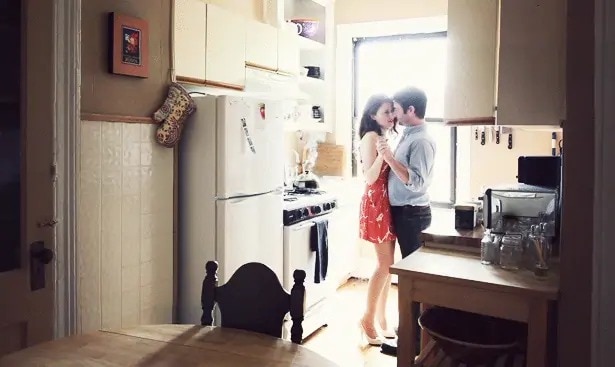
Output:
[357,95,397,345]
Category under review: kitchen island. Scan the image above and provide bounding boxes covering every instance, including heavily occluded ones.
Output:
[391,213,560,367]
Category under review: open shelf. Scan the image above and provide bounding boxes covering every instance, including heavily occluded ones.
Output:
[297,35,325,51]
[299,75,325,86]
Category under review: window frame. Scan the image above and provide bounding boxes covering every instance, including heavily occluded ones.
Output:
[351,31,456,207]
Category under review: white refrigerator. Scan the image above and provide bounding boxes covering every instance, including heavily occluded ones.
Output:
[178,95,286,324]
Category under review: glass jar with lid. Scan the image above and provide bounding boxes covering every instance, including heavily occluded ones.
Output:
[499,234,523,270]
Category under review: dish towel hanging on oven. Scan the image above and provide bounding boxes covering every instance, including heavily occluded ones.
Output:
[310,219,329,283]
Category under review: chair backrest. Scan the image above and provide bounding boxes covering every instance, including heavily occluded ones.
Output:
[200,261,306,343]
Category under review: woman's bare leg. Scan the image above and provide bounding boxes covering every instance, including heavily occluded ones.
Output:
[361,240,395,337]
[377,273,392,330]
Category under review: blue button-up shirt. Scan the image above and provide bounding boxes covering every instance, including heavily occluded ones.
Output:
[387,124,436,206]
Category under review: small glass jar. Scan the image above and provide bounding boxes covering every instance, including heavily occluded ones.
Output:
[499,234,523,270]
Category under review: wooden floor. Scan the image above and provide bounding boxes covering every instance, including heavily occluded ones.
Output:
[302,279,525,367]
[303,278,399,367]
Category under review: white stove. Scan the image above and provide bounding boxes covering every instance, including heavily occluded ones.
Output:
[283,188,337,225]
[281,187,338,341]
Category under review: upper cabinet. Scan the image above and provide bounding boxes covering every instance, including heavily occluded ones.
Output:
[277,28,300,75]
[174,1,246,90]
[444,0,566,126]
[245,20,279,72]
[496,0,566,126]
[174,0,207,81]
[444,0,498,124]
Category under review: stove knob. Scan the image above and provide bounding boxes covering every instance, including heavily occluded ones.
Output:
[323,203,331,210]
[330,202,336,209]
[312,206,322,214]
[301,208,309,217]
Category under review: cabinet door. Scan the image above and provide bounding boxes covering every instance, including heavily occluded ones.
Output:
[277,29,299,75]
[444,0,498,122]
[497,0,566,126]
[174,0,207,80]
[246,20,279,71]
[205,4,246,89]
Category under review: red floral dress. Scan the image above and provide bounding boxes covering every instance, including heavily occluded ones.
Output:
[359,162,396,244]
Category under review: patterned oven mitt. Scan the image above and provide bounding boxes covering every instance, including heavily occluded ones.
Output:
[153,82,196,148]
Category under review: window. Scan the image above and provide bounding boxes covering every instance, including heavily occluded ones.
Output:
[352,32,456,205]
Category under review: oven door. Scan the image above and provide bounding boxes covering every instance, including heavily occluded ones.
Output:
[282,215,333,310]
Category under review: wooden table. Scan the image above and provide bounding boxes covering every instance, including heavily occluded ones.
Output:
[390,247,559,367]
[421,210,484,253]
[0,324,338,366]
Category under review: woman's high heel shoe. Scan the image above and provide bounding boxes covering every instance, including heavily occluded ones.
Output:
[380,327,397,339]
[378,320,397,339]
[359,321,384,346]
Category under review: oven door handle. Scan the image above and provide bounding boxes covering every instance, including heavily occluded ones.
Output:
[291,222,316,231]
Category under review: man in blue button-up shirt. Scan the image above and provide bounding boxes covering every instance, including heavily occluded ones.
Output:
[377,87,435,355]
[377,86,436,258]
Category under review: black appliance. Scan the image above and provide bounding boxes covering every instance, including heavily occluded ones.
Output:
[517,156,561,188]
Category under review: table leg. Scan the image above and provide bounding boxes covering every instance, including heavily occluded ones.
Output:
[397,277,415,367]
[527,300,548,367]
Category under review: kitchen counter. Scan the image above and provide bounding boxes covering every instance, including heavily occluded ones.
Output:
[421,209,484,253]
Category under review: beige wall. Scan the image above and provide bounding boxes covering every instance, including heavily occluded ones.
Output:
[465,128,562,200]
[78,121,174,333]
[335,0,447,24]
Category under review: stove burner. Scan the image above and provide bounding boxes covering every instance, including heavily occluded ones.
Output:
[285,187,322,196]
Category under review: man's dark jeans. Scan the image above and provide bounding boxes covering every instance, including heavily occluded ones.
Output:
[391,205,432,258]
[390,205,432,353]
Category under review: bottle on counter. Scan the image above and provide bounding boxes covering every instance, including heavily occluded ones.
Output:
[480,230,498,265]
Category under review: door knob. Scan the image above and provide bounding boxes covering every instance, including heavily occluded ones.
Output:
[32,247,54,264]
[30,241,54,291]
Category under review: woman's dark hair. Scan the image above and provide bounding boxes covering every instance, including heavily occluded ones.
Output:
[358,94,396,139]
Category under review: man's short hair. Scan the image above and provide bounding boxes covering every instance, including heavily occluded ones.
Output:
[393,87,428,119]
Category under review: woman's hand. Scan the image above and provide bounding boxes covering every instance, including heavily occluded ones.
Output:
[376,137,394,162]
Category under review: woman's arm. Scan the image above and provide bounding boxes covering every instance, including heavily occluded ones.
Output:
[360,132,385,185]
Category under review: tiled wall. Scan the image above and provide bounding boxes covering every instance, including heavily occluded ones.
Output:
[78,121,174,333]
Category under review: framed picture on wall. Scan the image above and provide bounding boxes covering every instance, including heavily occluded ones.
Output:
[108,12,149,78]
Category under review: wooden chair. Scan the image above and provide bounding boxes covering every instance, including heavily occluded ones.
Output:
[200,261,306,344]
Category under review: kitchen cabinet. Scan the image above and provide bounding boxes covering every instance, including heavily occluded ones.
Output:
[174,0,207,81]
[173,1,246,89]
[496,0,566,126]
[246,20,279,72]
[277,28,300,75]
[444,0,498,123]
[205,5,246,89]
[444,0,565,126]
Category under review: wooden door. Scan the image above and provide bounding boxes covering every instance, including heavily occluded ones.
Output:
[0,0,56,357]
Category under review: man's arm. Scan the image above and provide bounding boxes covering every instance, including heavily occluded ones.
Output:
[379,138,435,191]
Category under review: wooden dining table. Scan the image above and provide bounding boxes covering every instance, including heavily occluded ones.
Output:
[0,324,338,366]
